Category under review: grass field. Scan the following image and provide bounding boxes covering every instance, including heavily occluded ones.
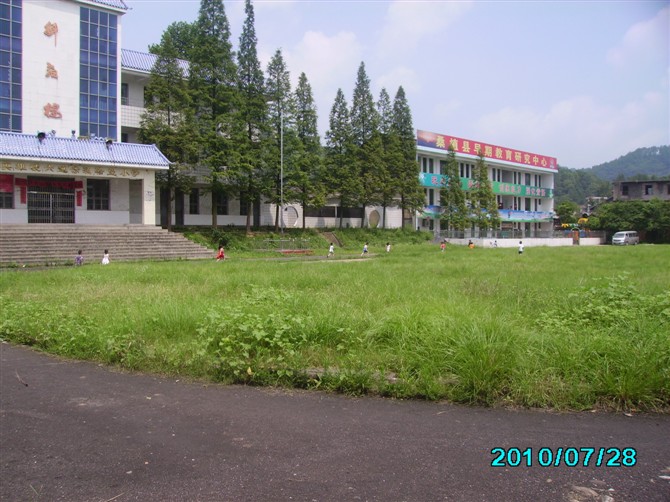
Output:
[1,239,668,412]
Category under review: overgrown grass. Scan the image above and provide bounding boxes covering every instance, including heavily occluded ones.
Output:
[1,241,668,411]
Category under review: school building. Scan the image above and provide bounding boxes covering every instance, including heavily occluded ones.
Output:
[0,0,560,239]
[416,130,557,238]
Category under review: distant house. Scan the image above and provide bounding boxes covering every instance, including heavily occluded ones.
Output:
[612,180,670,202]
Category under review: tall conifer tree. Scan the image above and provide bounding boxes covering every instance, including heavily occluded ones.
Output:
[470,149,501,234]
[236,0,267,231]
[190,0,238,227]
[292,72,324,228]
[140,29,196,232]
[392,86,424,227]
[350,62,381,226]
[376,88,397,228]
[439,145,468,233]
[265,49,293,230]
[325,89,360,229]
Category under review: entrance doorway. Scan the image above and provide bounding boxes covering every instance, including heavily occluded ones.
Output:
[27,177,75,223]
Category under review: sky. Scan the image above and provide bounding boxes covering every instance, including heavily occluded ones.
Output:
[120,0,670,169]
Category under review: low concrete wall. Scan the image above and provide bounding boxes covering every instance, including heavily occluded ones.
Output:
[444,237,605,248]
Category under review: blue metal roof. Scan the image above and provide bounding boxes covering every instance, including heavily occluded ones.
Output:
[0,132,170,169]
[86,0,129,11]
[88,0,129,11]
[121,49,189,75]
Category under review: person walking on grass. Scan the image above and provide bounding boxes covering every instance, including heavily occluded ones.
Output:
[74,250,84,266]
[386,242,391,253]
[328,243,335,258]
[361,242,369,256]
[440,241,446,252]
[101,249,110,265]
[216,246,225,262]
[518,241,524,255]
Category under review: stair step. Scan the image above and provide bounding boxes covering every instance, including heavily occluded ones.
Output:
[0,225,214,265]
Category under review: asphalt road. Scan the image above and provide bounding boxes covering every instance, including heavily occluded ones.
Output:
[1,343,669,502]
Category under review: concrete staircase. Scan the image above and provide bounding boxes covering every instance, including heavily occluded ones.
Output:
[0,224,215,266]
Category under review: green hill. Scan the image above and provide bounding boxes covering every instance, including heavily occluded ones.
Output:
[555,146,670,204]
[591,146,670,181]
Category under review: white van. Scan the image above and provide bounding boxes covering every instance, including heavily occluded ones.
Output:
[612,231,639,245]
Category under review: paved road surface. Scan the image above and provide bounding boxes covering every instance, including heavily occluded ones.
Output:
[1,343,669,502]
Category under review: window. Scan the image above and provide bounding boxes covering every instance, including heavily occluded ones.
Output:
[121,82,128,105]
[189,188,199,214]
[525,173,531,186]
[80,7,118,139]
[0,0,21,132]
[644,185,653,196]
[0,191,12,208]
[215,192,228,215]
[87,179,109,210]
[304,206,336,218]
[621,185,629,196]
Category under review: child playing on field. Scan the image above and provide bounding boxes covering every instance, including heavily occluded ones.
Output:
[101,249,110,265]
[74,250,84,266]
[518,241,524,255]
[216,246,225,261]
[328,243,335,258]
[361,242,369,256]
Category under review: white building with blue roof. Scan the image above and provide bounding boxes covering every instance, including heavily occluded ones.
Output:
[0,0,172,225]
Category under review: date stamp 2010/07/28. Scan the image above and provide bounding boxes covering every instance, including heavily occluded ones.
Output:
[491,447,637,467]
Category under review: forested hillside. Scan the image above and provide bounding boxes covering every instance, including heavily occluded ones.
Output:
[554,145,669,204]
[591,146,669,180]
[554,167,611,205]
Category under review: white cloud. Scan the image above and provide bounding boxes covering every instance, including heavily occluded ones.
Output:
[282,30,363,133]
[376,0,473,59]
[606,6,669,68]
[474,90,669,168]
[376,66,420,96]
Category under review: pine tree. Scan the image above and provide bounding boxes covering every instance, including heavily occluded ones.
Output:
[265,49,293,230]
[439,145,468,232]
[292,72,324,229]
[470,149,501,235]
[189,0,239,228]
[140,28,196,232]
[235,0,267,232]
[325,89,360,229]
[350,62,381,227]
[376,88,398,228]
[392,86,424,227]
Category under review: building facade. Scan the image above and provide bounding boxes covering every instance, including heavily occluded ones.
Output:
[416,130,557,237]
[1,0,557,233]
[0,0,170,226]
[612,180,670,202]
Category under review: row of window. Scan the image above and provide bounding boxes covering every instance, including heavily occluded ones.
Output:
[79,7,118,140]
[0,0,20,133]
[620,184,670,196]
[420,156,546,185]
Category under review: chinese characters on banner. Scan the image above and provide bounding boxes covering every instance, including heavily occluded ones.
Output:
[418,172,554,198]
[416,130,558,171]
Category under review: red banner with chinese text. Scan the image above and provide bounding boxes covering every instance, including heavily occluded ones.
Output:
[416,130,558,171]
